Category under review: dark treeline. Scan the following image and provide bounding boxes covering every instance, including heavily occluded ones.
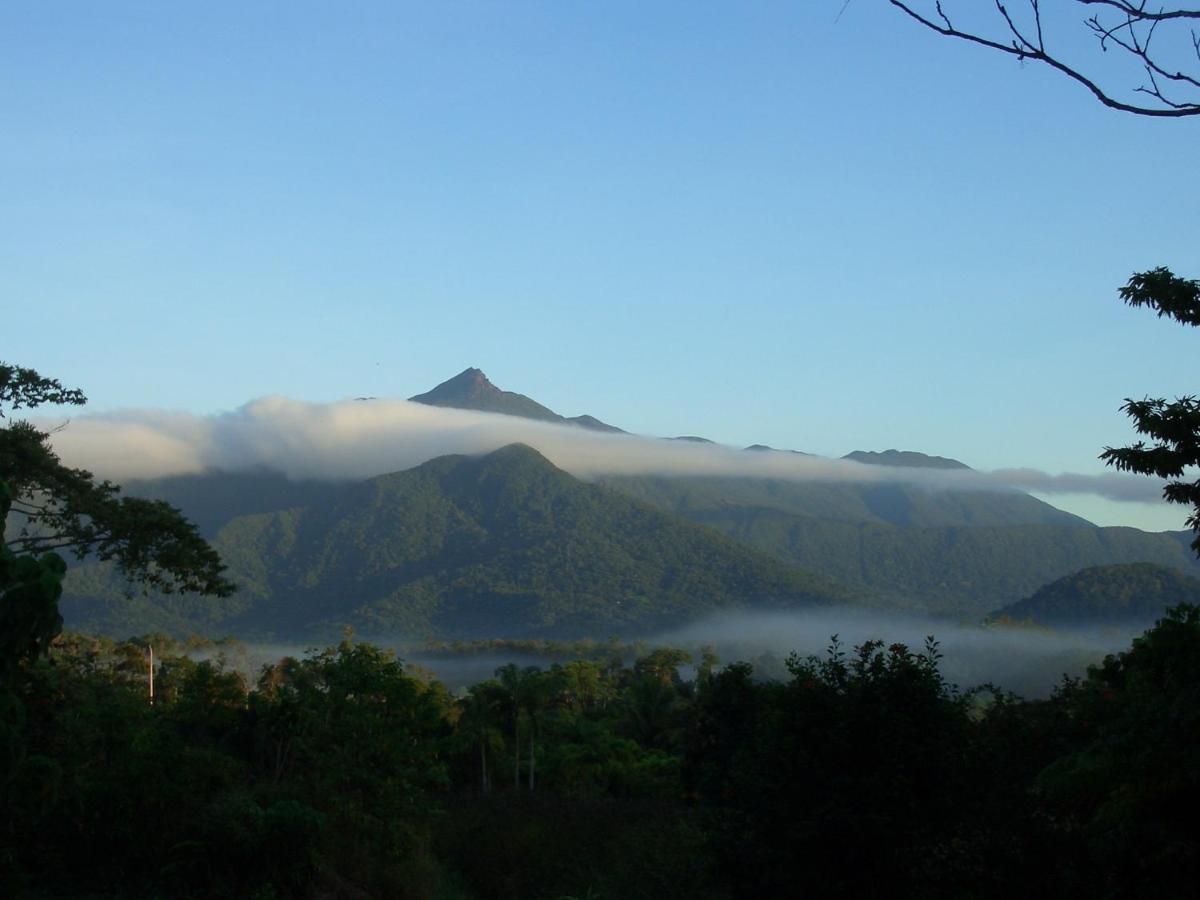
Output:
[3,609,1200,899]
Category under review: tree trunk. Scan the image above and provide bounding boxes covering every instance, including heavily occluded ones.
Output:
[529,734,536,793]
[514,717,521,789]
[480,740,489,793]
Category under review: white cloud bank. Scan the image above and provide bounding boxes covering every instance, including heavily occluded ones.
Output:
[39,395,1169,505]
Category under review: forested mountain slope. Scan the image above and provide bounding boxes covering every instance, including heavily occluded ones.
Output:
[992,563,1200,627]
[599,475,1200,615]
[63,445,853,639]
[599,473,1085,528]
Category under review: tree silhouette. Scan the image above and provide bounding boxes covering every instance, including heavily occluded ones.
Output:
[1101,269,1200,555]
[0,363,232,673]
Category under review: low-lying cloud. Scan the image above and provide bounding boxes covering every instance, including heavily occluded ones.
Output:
[193,609,1143,698]
[649,609,1143,698]
[39,395,1167,504]
[991,468,1167,504]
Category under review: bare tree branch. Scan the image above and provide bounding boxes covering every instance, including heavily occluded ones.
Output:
[887,0,1200,116]
[1077,1,1200,21]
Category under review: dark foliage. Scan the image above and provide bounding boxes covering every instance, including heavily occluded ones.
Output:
[3,607,1200,897]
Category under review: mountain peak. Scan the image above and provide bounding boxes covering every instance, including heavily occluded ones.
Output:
[410,367,499,405]
[482,442,551,465]
[744,444,813,456]
[843,449,971,471]
[409,368,623,433]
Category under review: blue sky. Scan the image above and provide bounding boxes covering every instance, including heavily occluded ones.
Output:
[2,2,1196,529]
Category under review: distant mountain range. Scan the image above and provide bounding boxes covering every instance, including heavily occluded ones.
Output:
[990,563,1200,627]
[58,367,1200,638]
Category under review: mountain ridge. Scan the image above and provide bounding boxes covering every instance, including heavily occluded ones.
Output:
[843,449,971,470]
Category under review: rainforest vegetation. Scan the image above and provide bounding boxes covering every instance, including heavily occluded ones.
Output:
[2,608,1199,899]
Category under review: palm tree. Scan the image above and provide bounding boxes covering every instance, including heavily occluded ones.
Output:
[495,663,540,789]
[522,669,557,793]
[458,682,505,793]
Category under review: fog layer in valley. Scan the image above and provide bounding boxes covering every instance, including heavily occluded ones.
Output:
[650,609,1143,698]
[42,396,1164,504]
[196,609,1146,699]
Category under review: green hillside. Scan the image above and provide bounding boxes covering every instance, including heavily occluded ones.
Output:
[105,465,1200,628]
[62,445,853,640]
[598,475,1200,614]
[123,468,340,537]
[991,563,1200,626]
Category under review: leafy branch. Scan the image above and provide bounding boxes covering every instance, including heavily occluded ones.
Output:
[1,362,234,599]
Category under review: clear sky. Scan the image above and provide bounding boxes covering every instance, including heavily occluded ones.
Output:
[2,2,1196,529]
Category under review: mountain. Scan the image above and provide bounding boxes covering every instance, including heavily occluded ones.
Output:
[566,414,623,433]
[77,366,1200,627]
[599,473,1085,529]
[62,445,854,640]
[123,468,341,537]
[113,459,1200,627]
[990,563,1200,627]
[597,474,1200,615]
[409,368,623,433]
[745,444,813,456]
[716,518,1200,616]
[843,449,971,470]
